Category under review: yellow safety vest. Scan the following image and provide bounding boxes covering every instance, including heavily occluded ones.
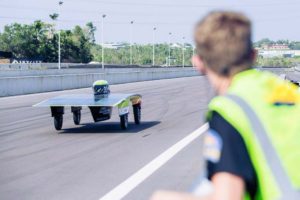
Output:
[207,69,300,200]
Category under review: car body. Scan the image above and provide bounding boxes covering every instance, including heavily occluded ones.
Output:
[34,93,142,131]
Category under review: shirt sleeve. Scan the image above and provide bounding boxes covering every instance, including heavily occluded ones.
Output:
[205,111,257,198]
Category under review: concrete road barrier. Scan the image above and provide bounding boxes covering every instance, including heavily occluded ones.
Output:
[0,63,81,70]
[0,68,199,97]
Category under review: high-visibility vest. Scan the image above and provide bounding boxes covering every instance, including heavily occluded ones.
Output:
[207,69,300,200]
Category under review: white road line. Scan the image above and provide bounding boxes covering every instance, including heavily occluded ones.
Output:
[99,123,209,200]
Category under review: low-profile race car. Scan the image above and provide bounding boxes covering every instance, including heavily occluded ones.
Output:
[34,80,142,131]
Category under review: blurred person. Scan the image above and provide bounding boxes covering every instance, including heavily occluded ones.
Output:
[151,11,300,200]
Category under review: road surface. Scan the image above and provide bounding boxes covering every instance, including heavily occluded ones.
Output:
[0,76,214,200]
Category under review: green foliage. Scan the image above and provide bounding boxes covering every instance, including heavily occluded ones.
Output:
[254,38,300,50]
[86,22,97,44]
[255,56,300,67]
[91,44,194,66]
[254,38,274,47]
[2,23,300,66]
[0,21,95,63]
[289,42,300,50]
[0,20,194,65]
[254,38,300,67]
[49,13,59,21]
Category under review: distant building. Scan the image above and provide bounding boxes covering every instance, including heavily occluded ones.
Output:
[103,43,127,49]
[262,44,290,50]
[258,50,300,58]
[171,43,182,48]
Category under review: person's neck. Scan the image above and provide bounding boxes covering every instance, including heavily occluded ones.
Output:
[215,76,232,95]
[206,68,234,95]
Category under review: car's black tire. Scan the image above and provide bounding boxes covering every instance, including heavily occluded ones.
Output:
[73,111,81,125]
[54,115,63,130]
[133,105,141,124]
[120,114,128,130]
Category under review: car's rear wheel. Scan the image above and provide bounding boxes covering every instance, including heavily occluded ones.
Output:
[120,114,128,130]
[133,105,141,124]
[73,111,81,125]
[54,115,63,130]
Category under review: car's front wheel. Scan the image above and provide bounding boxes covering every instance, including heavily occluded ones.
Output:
[54,115,63,130]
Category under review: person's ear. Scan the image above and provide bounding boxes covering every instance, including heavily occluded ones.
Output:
[192,55,206,74]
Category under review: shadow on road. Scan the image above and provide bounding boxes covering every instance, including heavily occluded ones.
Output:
[60,121,160,134]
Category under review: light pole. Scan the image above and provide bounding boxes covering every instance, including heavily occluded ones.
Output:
[130,21,134,65]
[101,14,106,70]
[152,27,156,67]
[58,1,63,70]
[192,46,196,68]
[182,37,185,68]
[168,32,172,67]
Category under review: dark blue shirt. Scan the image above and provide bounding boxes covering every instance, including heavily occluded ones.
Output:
[206,111,258,199]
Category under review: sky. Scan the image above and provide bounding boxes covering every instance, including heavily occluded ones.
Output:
[0,0,300,45]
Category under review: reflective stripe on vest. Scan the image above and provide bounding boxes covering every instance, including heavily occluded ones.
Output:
[226,94,300,200]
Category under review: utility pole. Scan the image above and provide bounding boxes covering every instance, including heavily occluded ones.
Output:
[152,27,156,67]
[101,14,106,70]
[182,37,185,68]
[130,21,134,65]
[58,1,63,70]
[168,32,172,67]
[192,46,196,68]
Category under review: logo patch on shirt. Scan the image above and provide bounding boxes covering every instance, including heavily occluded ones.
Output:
[204,129,223,163]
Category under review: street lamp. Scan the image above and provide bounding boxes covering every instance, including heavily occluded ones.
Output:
[152,27,156,67]
[101,14,106,70]
[58,1,63,70]
[130,21,134,65]
[182,37,185,68]
[168,32,172,67]
[192,45,196,68]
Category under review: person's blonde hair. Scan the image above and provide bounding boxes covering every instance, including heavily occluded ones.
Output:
[194,11,253,76]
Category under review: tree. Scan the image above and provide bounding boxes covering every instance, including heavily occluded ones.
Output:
[90,43,194,66]
[254,38,274,47]
[0,21,94,63]
[49,13,59,21]
[276,39,289,44]
[86,22,97,44]
[289,41,300,50]
[0,21,49,59]
[71,25,93,63]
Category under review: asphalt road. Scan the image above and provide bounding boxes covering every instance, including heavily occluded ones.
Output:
[0,76,214,200]
[286,70,300,82]
[261,67,300,82]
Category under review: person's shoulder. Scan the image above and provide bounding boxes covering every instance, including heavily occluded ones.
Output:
[205,111,244,163]
[208,111,232,131]
[205,112,258,198]
[207,96,231,122]
[204,127,223,163]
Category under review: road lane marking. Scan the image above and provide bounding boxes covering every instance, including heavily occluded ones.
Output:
[99,123,209,200]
